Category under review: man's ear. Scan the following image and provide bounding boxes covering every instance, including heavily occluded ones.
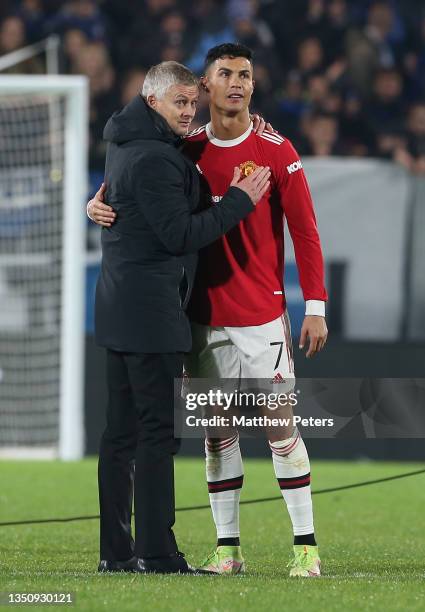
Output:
[200,76,209,93]
[252,79,255,91]
[147,94,157,109]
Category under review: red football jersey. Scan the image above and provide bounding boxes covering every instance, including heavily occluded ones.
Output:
[183,122,327,327]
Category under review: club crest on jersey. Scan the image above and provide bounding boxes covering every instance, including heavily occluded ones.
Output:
[239,160,257,177]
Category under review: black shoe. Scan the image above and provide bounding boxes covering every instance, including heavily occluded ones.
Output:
[98,557,138,573]
[135,552,213,575]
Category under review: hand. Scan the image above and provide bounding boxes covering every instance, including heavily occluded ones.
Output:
[251,113,274,135]
[299,315,328,358]
[393,147,414,171]
[414,156,425,175]
[230,166,271,205]
[87,183,116,227]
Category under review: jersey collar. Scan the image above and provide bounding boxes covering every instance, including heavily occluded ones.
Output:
[206,121,253,147]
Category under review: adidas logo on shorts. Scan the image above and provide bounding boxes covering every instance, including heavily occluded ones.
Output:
[271,372,286,384]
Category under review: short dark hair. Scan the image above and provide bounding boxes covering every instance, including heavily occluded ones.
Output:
[204,43,253,73]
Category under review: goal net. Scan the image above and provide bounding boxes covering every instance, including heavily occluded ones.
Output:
[0,76,88,459]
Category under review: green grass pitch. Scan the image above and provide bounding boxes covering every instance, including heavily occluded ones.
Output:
[1,458,424,611]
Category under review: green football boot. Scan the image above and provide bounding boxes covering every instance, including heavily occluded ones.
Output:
[197,546,245,575]
[288,545,321,577]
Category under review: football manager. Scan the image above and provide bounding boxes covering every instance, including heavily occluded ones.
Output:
[95,60,270,574]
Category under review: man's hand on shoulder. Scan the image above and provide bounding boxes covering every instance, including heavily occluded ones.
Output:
[87,183,116,227]
[250,113,274,135]
[299,315,328,358]
[230,165,271,205]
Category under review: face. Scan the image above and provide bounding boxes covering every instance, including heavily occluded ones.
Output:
[121,70,147,105]
[328,0,346,20]
[308,75,329,102]
[310,117,338,145]
[368,3,393,34]
[202,56,254,115]
[298,38,323,71]
[0,17,25,52]
[408,105,425,135]
[64,29,88,60]
[148,84,199,136]
[374,72,402,101]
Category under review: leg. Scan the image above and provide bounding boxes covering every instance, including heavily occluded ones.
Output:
[229,313,320,576]
[269,424,316,543]
[205,433,243,544]
[185,323,244,542]
[185,324,245,574]
[98,349,137,562]
[126,352,183,558]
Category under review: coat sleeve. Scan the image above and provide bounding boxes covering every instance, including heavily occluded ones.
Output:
[131,152,254,254]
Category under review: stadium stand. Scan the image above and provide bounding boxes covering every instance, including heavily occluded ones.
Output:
[0,0,423,173]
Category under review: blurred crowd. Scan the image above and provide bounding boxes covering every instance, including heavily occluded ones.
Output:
[0,0,424,173]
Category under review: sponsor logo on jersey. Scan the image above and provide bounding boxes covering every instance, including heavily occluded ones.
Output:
[239,160,257,178]
[195,163,203,174]
[287,160,303,174]
[211,195,223,204]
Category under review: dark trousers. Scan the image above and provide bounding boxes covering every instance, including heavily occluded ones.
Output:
[98,349,183,560]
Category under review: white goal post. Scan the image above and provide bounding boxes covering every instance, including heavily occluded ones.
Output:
[0,76,89,460]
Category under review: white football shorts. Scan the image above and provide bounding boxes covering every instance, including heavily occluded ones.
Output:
[183,312,295,393]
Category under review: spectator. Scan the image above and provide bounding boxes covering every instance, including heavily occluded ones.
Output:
[128,0,179,45]
[250,61,281,127]
[394,102,425,173]
[120,68,147,106]
[303,0,328,40]
[123,1,183,68]
[406,15,425,98]
[1,1,421,168]
[367,67,406,156]
[0,2,13,22]
[15,0,46,43]
[296,37,325,81]
[346,1,402,96]
[62,27,89,73]
[158,10,196,59]
[0,15,44,73]
[226,0,275,55]
[276,71,309,142]
[185,0,233,72]
[306,72,331,108]
[300,111,345,156]
[45,0,106,40]
[340,94,374,156]
[322,0,351,62]
[73,41,120,170]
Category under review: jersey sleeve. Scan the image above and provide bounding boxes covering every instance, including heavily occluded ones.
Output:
[275,139,328,304]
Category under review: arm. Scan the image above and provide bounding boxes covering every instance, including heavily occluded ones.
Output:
[131,155,270,255]
[277,140,328,357]
[87,165,270,247]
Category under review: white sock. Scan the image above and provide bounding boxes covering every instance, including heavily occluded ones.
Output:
[269,429,315,536]
[205,434,244,540]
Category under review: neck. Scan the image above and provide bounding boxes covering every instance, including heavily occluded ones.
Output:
[209,107,251,140]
